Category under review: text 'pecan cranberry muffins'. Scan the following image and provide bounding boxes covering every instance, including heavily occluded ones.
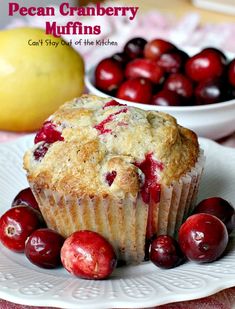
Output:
[24,95,205,264]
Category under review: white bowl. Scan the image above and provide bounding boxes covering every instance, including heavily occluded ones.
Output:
[85,50,235,140]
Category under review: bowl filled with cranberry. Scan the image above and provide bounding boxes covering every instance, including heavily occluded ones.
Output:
[85,37,235,140]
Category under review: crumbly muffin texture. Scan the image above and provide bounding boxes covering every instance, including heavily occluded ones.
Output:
[24,95,199,201]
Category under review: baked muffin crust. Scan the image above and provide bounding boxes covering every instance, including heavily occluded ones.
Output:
[24,95,199,200]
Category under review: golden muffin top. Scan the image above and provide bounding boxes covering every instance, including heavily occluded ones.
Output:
[24,95,199,202]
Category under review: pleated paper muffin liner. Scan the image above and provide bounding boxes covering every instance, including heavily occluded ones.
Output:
[153,149,206,239]
[30,150,205,264]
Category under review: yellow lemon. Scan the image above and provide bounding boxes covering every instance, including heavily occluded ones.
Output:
[0,27,84,132]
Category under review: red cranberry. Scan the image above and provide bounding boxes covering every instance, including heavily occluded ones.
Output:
[150,235,185,269]
[95,58,124,92]
[178,213,228,263]
[150,89,182,106]
[195,78,226,105]
[11,188,45,226]
[134,153,163,205]
[11,187,39,211]
[185,51,224,82]
[228,59,235,87]
[164,73,193,99]
[94,108,128,135]
[157,51,185,73]
[125,58,164,84]
[105,171,117,186]
[134,153,163,239]
[34,121,64,144]
[61,230,117,279]
[33,142,50,161]
[194,197,235,234]
[0,205,41,252]
[111,52,128,67]
[124,37,147,59]
[25,228,64,269]
[144,39,176,60]
[103,100,125,109]
[202,47,227,64]
[117,78,152,104]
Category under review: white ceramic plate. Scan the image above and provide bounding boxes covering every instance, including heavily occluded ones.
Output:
[0,135,235,309]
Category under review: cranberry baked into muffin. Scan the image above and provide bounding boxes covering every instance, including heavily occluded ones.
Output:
[24,95,205,264]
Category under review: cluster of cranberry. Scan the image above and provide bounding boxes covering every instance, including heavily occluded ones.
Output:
[151,198,235,269]
[94,38,235,106]
[0,187,234,279]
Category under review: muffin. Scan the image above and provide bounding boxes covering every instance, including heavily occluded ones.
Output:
[24,95,205,264]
